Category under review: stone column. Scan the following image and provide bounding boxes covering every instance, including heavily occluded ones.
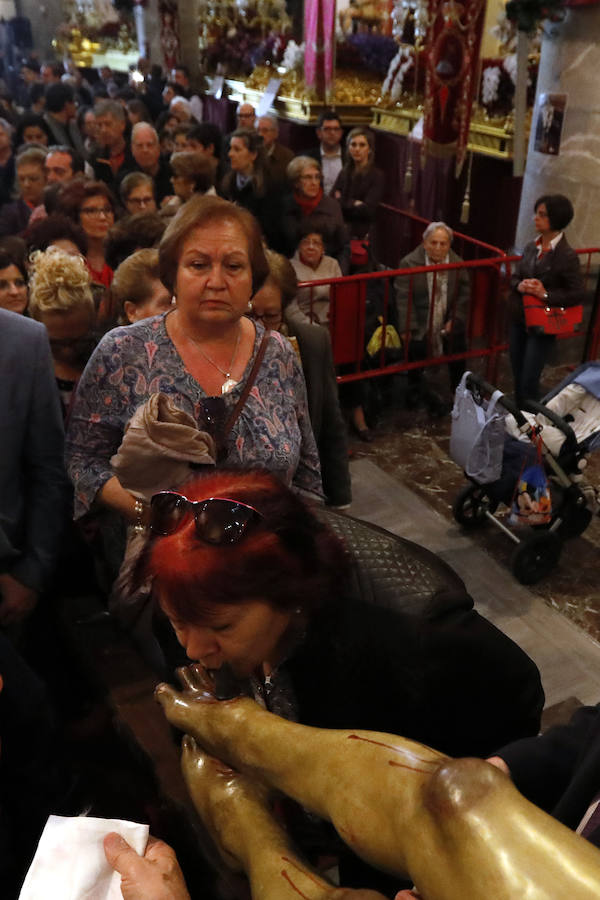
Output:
[515,4,600,250]
[18,0,63,57]
[175,0,201,82]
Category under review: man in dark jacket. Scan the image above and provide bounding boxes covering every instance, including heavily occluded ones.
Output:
[395,221,471,414]
[0,309,70,627]
[43,83,85,158]
[90,100,135,191]
[492,703,600,849]
[306,110,346,196]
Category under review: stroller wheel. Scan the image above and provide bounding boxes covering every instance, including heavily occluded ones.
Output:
[554,505,593,540]
[511,532,562,585]
[453,484,496,528]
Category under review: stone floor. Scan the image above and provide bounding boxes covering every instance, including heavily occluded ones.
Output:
[344,357,600,710]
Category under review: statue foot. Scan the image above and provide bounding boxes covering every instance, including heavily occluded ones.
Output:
[181,734,273,871]
[155,663,257,758]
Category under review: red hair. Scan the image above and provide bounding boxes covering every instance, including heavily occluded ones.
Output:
[142,469,348,624]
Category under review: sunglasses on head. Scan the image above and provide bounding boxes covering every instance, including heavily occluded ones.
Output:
[150,491,262,544]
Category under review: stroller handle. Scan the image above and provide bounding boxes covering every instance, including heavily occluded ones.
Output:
[520,399,578,455]
[464,373,579,454]
[464,373,528,426]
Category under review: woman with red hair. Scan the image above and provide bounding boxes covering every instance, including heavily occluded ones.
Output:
[142,468,542,748]
[141,466,543,893]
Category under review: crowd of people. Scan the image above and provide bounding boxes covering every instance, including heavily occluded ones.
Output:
[0,54,595,900]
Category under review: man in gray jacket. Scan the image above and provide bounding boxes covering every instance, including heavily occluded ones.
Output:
[395,222,471,414]
[0,309,70,626]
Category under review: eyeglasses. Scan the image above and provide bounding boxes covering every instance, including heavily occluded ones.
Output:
[127,196,154,207]
[81,206,114,217]
[150,492,263,544]
[251,311,282,328]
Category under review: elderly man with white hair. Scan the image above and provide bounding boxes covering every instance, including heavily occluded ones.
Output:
[236,102,256,129]
[256,112,293,184]
[126,121,173,203]
[395,221,471,415]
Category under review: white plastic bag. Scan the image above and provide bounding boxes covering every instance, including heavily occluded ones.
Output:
[450,372,506,483]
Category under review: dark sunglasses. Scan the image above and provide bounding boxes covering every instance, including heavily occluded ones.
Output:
[150,491,262,544]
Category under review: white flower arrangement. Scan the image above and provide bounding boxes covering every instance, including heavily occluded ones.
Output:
[281,40,304,72]
[503,53,518,84]
[481,65,501,106]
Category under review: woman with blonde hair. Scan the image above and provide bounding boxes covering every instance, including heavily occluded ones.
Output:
[111,248,172,325]
[28,246,96,416]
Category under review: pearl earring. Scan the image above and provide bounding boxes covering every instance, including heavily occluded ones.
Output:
[248,300,253,311]
[171,295,177,306]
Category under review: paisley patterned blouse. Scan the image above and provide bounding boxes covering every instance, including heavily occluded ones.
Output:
[65,315,322,518]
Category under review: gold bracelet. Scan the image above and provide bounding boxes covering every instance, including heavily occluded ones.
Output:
[133,498,147,534]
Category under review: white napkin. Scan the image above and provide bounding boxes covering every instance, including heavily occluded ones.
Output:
[19,815,149,900]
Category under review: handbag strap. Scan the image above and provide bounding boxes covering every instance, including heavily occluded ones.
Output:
[222,329,270,441]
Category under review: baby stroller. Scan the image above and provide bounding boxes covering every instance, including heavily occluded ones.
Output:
[450,364,600,585]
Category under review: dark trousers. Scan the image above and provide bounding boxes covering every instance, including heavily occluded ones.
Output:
[509,321,555,406]
[407,327,467,402]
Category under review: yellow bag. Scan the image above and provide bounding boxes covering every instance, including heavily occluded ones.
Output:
[366,318,402,357]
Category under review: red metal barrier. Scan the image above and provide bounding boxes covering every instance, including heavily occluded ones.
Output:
[295,245,600,387]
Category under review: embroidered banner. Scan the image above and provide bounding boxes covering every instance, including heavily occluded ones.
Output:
[423,0,486,175]
[159,0,181,70]
[304,0,336,100]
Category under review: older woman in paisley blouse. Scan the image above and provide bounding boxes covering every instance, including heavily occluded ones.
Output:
[65,196,322,528]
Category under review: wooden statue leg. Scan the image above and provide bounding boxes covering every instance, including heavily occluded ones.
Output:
[181,736,388,900]
[157,666,600,900]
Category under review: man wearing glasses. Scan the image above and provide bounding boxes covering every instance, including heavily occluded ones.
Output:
[307,110,346,195]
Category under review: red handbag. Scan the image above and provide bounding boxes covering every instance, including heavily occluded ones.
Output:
[522,293,583,335]
[350,238,370,267]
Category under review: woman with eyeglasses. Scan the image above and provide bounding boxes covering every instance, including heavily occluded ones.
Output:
[508,194,585,406]
[65,195,321,562]
[282,156,349,271]
[250,249,351,508]
[287,228,342,328]
[138,466,543,893]
[56,178,118,293]
[119,171,157,217]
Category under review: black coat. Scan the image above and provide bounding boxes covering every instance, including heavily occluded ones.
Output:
[119,155,173,204]
[220,172,286,253]
[509,235,586,325]
[0,196,31,237]
[499,704,600,847]
[331,165,384,240]
[284,591,543,759]
[292,322,351,507]
[92,145,137,194]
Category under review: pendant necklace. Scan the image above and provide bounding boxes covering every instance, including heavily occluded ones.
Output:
[188,325,242,395]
